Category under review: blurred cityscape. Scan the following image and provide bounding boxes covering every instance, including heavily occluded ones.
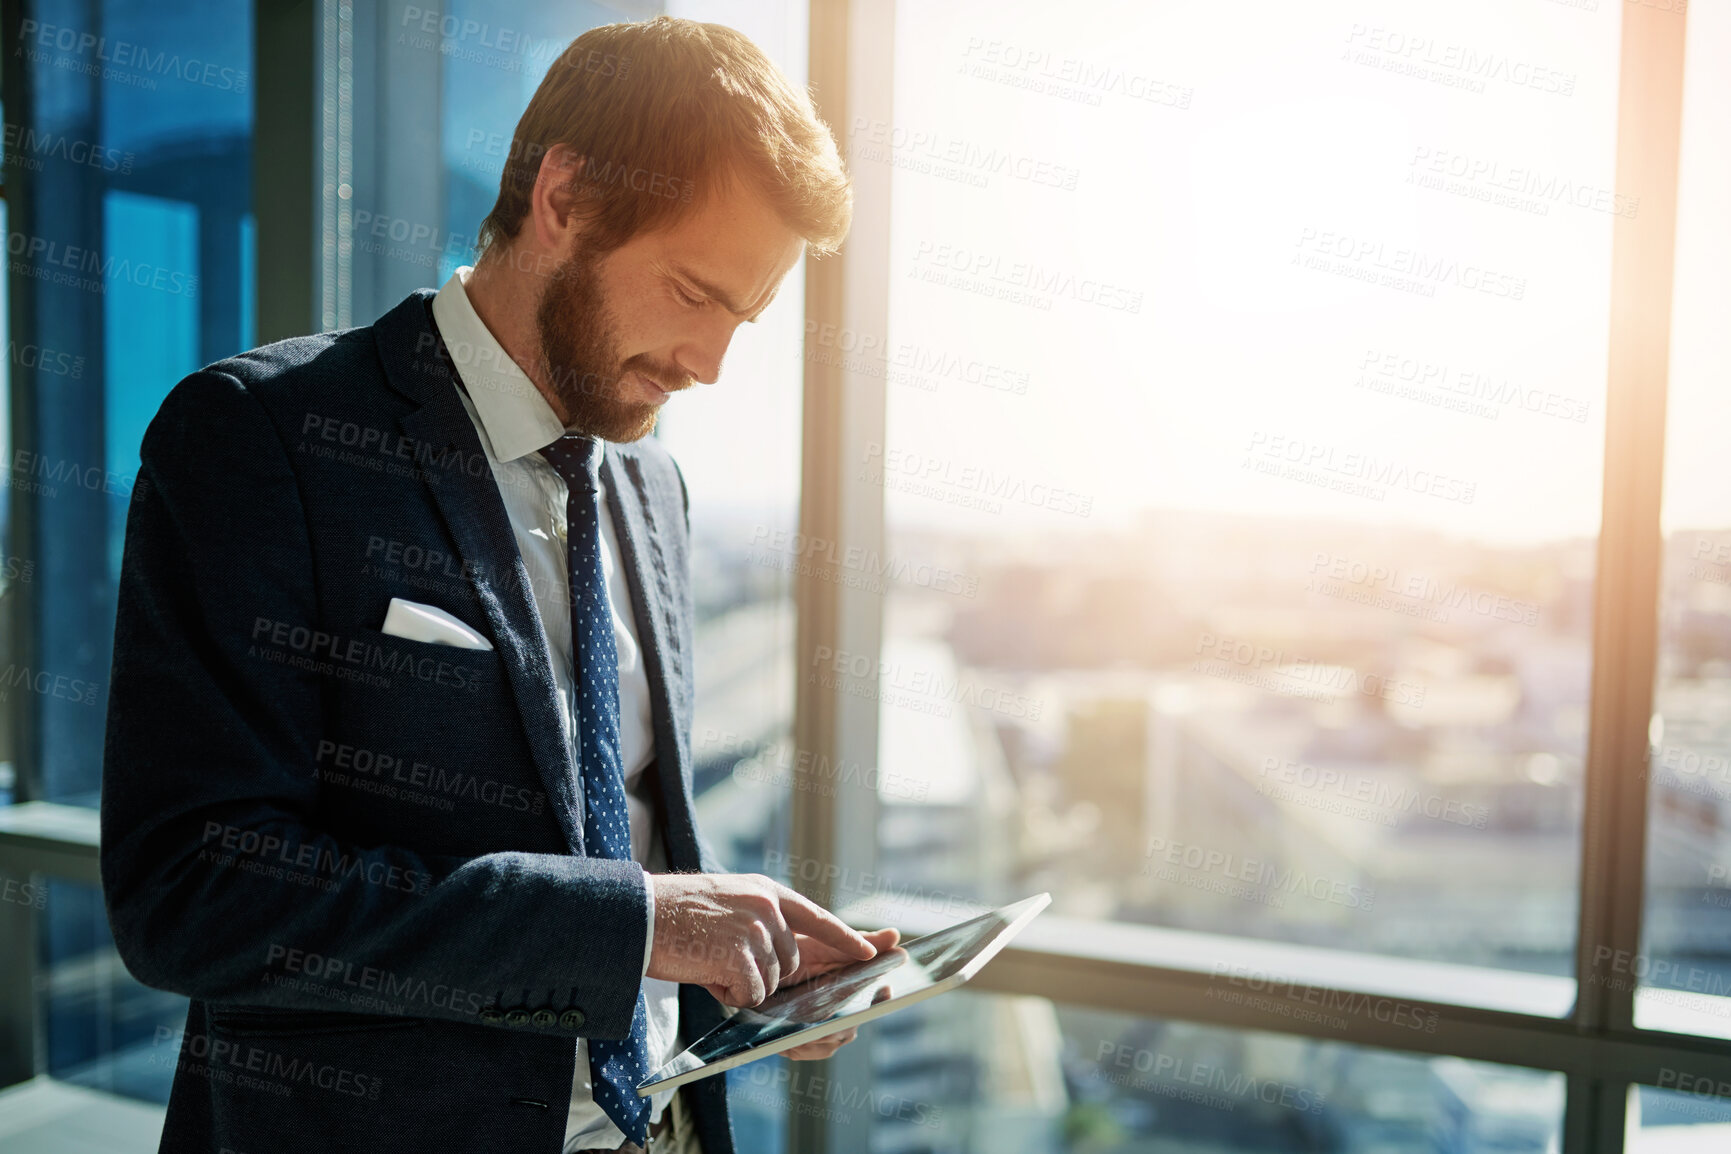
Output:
[692,509,1731,1153]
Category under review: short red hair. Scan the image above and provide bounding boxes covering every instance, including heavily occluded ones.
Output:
[477,16,851,259]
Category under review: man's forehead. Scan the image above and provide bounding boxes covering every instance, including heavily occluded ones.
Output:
[651,193,805,317]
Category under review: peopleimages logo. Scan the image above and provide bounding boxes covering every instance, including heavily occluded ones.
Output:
[810,644,1044,721]
[152,1027,383,1100]
[1259,757,1489,830]
[860,441,1093,518]
[249,616,483,693]
[1094,1042,1326,1114]
[1243,430,1477,506]
[1,122,133,174]
[1208,962,1440,1034]
[1307,551,1538,627]
[200,821,432,896]
[17,20,249,92]
[1294,227,1526,302]
[748,525,979,599]
[1193,632,1426,708]
[5,230,198,298]
[1143,836,1375,911]
[262,944,489,1018]
[314,739,546,816]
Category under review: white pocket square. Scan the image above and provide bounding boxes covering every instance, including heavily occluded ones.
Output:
[380,597,494,651]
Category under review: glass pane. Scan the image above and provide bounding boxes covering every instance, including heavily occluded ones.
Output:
[40,880,185,1101]
[1637,0,1731,1039]
[9,0,253,803]
[337,0,806,878]
[871,0,1619,990]
[6,0,252,1113]
[343,0,666,326]
[817,990,1565,1152]
[656,4,813,1146]
[1627,1083,1731,1154]
[659,0,808,883]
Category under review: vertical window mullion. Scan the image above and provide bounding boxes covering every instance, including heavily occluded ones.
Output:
[789,1,895,1151]
[1573,0,1687,1044]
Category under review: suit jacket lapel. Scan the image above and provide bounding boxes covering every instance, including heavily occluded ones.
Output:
[602,445,702,873]
[376,291,588,855]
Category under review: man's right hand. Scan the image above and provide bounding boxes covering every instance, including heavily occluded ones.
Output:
[645,873,878,1007]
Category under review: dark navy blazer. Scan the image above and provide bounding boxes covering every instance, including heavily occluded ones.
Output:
[99,289,736,1154]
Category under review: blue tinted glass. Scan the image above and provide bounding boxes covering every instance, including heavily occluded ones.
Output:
[102,189,198,579]
[9,0,254,1114]
[347,1,654,322]
[13,0,253,804]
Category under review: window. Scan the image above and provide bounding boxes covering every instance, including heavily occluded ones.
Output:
[863,992,1567,1154]
[1627,1083,1731,1151]
[328,0,662,329]
[1638,0,1731,1041]
[873,0,1618,999]
[794,0,1726,1151]
[655,0,810,880]
[3,0,254,1101]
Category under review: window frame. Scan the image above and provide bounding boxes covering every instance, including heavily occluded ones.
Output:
[786,2,1708,1153]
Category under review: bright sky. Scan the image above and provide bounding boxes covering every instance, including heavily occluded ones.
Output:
[660,0,1730,546]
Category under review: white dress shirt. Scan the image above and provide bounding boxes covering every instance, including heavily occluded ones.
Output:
[431,267,683,1151]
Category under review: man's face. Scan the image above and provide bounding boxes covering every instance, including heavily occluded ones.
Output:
[534,177,806,442]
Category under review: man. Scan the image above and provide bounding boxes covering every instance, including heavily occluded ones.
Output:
[100,16,896,1154]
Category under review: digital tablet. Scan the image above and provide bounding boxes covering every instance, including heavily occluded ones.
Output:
[636,892,1051,1095]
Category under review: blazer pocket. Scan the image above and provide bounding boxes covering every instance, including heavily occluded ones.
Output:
[350,626,502,695]
[208,1006,424,1038]
[380,597,494,650]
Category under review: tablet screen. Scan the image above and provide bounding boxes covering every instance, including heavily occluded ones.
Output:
[640,895,1047,1091]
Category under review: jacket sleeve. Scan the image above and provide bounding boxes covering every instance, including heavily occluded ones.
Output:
[99,369,648,1039]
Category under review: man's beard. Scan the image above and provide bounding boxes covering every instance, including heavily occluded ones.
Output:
[534,239,685,442]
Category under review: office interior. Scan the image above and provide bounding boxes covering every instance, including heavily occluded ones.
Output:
[0,0,1727,1151]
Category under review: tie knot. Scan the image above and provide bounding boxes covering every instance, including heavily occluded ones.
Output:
[539,432,603,493]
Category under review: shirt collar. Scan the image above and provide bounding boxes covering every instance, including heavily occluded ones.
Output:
[430,265,589,467]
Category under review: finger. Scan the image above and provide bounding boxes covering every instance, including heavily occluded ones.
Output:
[788,931,844,963]
[783,934,848,984]
[746,919,783,999]
[774,885,876,958]
[863,927,900,950]
[736,946,768,1007]
[762,906,799,991]
[785,1029,853,1060]
[814,1029,856,1054]
[793,926,895,965]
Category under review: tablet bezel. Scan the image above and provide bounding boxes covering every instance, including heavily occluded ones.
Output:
[635,891,1052,1096]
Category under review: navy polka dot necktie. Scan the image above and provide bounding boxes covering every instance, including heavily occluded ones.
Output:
[537,432,652,1147]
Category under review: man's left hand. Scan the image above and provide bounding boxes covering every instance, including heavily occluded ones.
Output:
[780,926,900,1061]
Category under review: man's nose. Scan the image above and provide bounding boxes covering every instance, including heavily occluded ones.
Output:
[676,319,740,386]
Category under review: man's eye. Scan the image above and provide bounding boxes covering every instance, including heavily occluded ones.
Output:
[675,286,706,308]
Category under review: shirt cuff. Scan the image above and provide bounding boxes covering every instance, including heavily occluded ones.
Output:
[641,865,655,979]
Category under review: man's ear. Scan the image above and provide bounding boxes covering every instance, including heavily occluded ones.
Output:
[528,143,589,255]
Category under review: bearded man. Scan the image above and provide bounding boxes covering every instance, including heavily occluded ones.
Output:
[100,16,896,1154]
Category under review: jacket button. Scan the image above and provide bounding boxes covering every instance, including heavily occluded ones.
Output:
[505,1009,530,1026]
[559,1008,586,1030]
[531,1009,556,1027]
[479,1008,504,1024]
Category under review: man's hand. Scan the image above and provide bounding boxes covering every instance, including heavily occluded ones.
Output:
[779,926,899,1061]
[645,873,878,1007]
